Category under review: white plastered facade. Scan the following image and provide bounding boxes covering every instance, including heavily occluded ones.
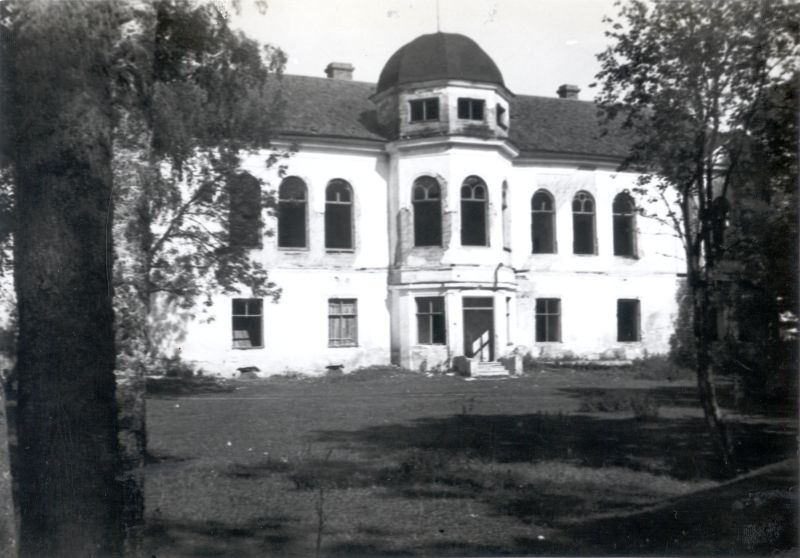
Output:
[174,75,684,376]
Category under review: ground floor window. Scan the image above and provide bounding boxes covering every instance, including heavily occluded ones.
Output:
[416,297,446,344]
[232,298,263,349]
[535,298,561,342]
[617,299,640,342]
[328,298,358,347]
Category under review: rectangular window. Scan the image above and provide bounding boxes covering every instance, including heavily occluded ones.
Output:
[496,104,507,129]
[328,298,358,347]
[617,299,640,342]
[535,298,561,342]
[232,298,263,349]
[458,98,485,120]
[409,98,440,122]
[416,297,446,344]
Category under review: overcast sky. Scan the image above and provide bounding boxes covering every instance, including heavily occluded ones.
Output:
[232,0,620,99]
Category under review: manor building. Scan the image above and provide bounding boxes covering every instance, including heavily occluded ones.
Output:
[176,32,684,376]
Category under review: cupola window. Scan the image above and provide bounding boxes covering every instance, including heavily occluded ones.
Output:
[458,98,485,121]
[409,98,440,122]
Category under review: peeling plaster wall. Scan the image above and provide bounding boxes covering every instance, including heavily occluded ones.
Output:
[171,143,684,377]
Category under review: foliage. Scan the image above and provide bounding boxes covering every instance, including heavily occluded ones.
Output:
[133,0,288,323]
[594,0,799,471]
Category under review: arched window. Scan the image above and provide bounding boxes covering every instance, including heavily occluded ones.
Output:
[278,177,307,248]
[229,172,261,249]
[572,191,596,254]
[502,181,511,251]
[531,189,555,254]
[412,176,442,247]
[461,175,488,246]
[325,179,353,250]
[613,192,636,257]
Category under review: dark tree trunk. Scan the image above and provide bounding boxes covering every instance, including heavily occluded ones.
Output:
[11,2,125,556]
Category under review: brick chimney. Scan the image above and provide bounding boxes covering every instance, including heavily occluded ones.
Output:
[325,62,354,80]
[557,84,581,99]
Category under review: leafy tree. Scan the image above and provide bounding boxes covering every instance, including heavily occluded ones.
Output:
[594,0,799,472]
[132,0,287,361]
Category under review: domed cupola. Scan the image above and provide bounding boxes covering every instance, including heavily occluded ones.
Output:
[376,32,505,94]
[372,32,513,142]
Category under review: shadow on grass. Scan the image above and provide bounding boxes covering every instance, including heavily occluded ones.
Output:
[146,376,235,397]
[314,411,795,481]
[145,515,302,557]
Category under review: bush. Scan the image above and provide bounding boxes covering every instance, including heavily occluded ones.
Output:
[579,390,660,419]
[161,354,197,379]
[630,355,694,381]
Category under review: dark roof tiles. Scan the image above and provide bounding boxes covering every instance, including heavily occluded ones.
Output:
[268,74,630,159]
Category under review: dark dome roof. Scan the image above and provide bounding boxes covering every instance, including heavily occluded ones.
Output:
[376,32,505,93]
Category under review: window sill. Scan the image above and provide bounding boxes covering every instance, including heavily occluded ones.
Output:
[326,249,355,254]
[329,344,358,348]
[232,346,265,350]
[278,247,309,252]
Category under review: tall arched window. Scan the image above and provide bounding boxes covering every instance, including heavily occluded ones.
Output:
[325,179,354,250]
[412,176,442,247]
[502,181,511,251]
[278,176,307,248]
[461,175,488,246]
[572,191,595,254]
[613,192,636,257]
[531,189,555,253]
[229,172,262,249]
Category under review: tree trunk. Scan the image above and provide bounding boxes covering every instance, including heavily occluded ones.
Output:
[111,3,156,556]
[0,376,17,557]
[11,2,125,555]
[691,272,735,474]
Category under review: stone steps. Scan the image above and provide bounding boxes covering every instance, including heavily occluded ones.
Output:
[472,361,510,378]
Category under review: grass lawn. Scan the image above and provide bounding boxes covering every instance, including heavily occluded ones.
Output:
[144,367,797,557]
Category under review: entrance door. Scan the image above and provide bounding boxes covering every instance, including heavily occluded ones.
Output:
[463,297,494,361]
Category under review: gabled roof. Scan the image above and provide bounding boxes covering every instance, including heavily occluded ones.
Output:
[376,32,505,94]
[267,74,631,160]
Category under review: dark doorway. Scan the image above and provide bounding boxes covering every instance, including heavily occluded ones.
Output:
[463,297,494,361]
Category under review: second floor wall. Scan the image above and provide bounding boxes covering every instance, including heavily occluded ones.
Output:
[235,145,684,277]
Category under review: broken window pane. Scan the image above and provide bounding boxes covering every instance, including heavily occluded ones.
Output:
[617,299,640,342]
[232,298,263,349]
[278,176,307,248]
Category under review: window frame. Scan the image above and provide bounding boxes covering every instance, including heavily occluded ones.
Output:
[535,298,561,342]
[496,103,508,129]
[232,298,264,349]
[572,190,596,255]
[415,297,446,345]
[612,192,637,258]
[460,175,489,247]
[277,176,308,250]
[617,299,641,342]
[328,298,358,348]
[325,179,355,252]
[409,98,440,123]
[457,98,485,121]
[531,189,556,254]
[412,176,443,247]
